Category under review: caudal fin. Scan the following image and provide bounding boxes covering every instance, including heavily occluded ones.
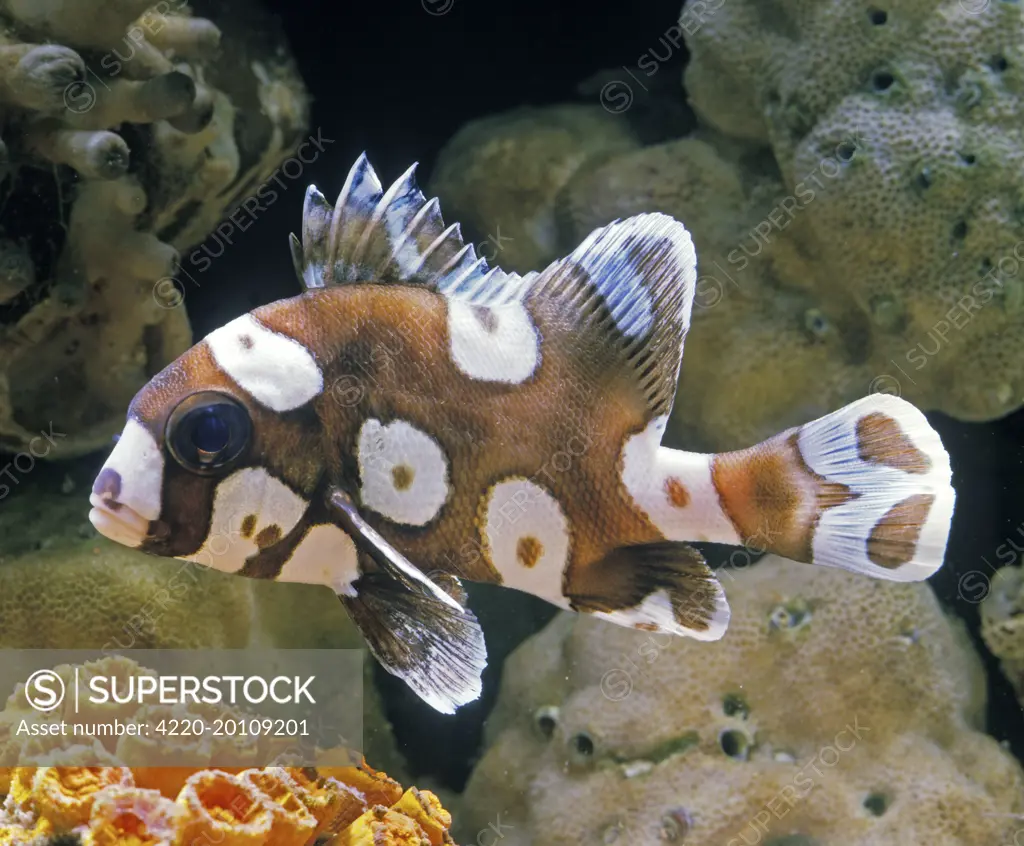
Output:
[710,394,954,582]
[577,393,952,644]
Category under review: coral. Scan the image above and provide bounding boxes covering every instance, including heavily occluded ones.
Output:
[429,0,1024,449]
[0,0,310,459]
[681,0,1024,430]
[0,539,256,655]
[981,563,1024,701]
[0,656,452,844]
[0,475,407,784]
[458,555,1023,845]
[427,104,642,274]
[0,765,454,845]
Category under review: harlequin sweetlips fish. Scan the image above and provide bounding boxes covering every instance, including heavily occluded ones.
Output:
[88,154,956,713]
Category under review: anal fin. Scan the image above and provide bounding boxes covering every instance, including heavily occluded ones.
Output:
[340,559,487,715]
[567,541,730,641]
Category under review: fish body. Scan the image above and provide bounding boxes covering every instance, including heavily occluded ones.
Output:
[89,155,956,712]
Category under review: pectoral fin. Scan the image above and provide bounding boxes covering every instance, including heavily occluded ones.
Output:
[327,488,487,714]
[341,557,487,714]
[328,488,460,608]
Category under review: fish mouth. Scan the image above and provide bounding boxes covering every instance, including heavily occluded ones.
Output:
[89,493,151,548]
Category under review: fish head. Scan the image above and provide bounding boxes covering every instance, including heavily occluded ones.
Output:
[89,305,330,571]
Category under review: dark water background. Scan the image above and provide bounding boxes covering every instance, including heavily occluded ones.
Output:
[170,0,1024,789]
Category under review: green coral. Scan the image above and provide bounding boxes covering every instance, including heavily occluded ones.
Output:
[428,0,1024,450]
[687,0,1024,419]
[457,556,1020,845]
[0,476,406,781]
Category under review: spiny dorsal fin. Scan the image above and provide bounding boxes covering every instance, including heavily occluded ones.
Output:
[290,152,533,304]
[527,213,696,417]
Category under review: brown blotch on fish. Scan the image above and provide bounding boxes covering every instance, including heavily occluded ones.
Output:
[665,476,690,508]
[711,433,858,563]
[241,514,257,539]
[712,439,802,550]
[867,493,934,568]
[255,524,283,550]
[471,305,498,333]
[238,334,254,350]
[856,412,931,474]
[392,464,415,491]
[516,535,544,568]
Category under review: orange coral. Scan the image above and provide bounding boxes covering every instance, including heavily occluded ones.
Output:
[0,657,458,845]
[317,763,403,810]
[0,764,457,846]
[238,768,318,846]
[83,786,187,846]
[32,766,134,830]
[177,770,274,845]
[391,788,453,846]
[337,807,432,846]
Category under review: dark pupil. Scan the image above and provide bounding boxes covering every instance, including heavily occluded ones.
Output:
[191,408,230,453]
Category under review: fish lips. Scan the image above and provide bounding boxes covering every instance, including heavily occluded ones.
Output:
[88,493,170,550]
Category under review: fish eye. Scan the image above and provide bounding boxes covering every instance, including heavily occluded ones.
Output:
[166,391,252,474]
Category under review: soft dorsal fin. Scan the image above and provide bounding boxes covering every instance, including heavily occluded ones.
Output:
[526,213,697,417]
[290,152,533,304]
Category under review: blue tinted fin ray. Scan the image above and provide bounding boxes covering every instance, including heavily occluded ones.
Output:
[289,153,529,304]
[526,213,698,417]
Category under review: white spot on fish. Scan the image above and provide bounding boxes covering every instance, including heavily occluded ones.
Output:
[358,418,450,526]
[101,418,164,520]
[205,313,323,412]
[278,523,359,593]
[447,300,540,384]
[480,478,570,605]
[619,416,741,544]
[181,466,307,572]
